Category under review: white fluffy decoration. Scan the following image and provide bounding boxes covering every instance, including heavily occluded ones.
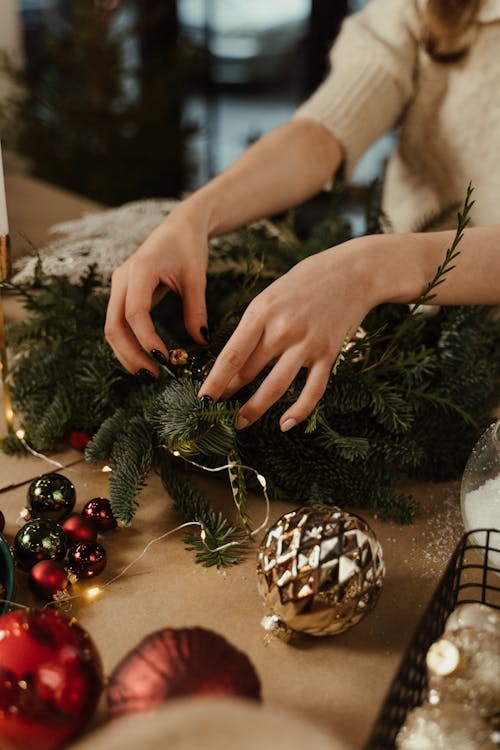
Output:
[12,199,180,285]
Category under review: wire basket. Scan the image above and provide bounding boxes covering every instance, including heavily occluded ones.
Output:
[365,528,500,750]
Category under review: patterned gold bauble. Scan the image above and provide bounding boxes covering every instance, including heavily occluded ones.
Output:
[257,505,385,639]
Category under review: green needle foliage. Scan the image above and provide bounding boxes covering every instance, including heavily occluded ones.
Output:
[3,186,499,565]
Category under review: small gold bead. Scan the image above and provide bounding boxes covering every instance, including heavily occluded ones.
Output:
[170,348,189,366]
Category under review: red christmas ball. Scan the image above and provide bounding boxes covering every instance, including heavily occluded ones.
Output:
[29,560,69,601]
[81,497,117,532]
[107,627,261,720]
[62,514,98,545]
[0,609,103,750]
[0,510,4,534]
[68,541,107,578]
[69,429,91,452]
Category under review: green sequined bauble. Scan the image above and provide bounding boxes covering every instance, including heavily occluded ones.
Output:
[28,472,76,522]
[14,519,67,571]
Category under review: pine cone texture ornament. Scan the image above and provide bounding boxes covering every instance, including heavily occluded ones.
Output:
[257,505,385,638]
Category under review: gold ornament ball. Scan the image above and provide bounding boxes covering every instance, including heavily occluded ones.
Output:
[257,504,385,638]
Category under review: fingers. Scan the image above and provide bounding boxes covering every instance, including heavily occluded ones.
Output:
[106,265,165,376]
[235,357,331,431]
[198,308,264,400]
[234,349,303,429]
[180,272,209,345]
[278,360,332,431]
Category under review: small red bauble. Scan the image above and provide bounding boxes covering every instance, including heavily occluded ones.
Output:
[69,429,91,452]
[0,609,103,750]
[29,560,69,601]
[107,627,261,719]
[68,541,107,578]
[81,497,117,532]
[62,514,98,545]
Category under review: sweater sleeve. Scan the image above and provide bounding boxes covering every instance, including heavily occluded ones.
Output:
[294,0,420,178]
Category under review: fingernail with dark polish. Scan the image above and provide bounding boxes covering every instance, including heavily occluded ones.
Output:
[136,368,157,384]
[200,326,211,344]
[151,349,170,366]
[199,394,213,407]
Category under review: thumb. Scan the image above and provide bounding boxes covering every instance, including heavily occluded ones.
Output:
[182,274,209,345]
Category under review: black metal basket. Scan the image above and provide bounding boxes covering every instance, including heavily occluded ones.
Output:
[365,528,500,750]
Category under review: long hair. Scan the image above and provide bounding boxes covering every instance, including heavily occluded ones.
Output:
[422,0,481,61]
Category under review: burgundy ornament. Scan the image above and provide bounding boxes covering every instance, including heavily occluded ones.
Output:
[29,560,69,600]
[107,627,261,720]
[69,429,91,452]
[0,510,4,534]
[68,541,107,578]
[62,514,98,545]
[81,497,117,532]
[0,608,103,750]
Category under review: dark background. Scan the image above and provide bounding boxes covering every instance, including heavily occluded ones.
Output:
[8,0,390,210]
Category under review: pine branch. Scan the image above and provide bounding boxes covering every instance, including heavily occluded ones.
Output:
[108,416,154,525]
[157,453,248,567]
[146,379,238,458]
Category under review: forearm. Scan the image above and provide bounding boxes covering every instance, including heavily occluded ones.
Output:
[364,226,500,307]
[171,119,343,237]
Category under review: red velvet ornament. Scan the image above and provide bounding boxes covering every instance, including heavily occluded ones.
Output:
[68,429,91,452]
[0,609,103,750]
[62,514,98,545]
[81,497,117,532]
[67,541,107,578]
[0,510,4,534]
[29,560,69,601]
[107,627,261,719]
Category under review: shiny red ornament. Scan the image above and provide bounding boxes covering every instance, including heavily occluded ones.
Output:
[67,541,107,578]
[81,497,117,532]
[29,560,69,600]
[107,627,261,720]
[68,429,91,452]
[62,514,98,545]
[0,609,103,750]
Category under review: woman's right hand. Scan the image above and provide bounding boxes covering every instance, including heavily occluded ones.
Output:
[104,209,210,378]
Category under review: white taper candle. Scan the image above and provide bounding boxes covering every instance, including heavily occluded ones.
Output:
[0,140,9,237]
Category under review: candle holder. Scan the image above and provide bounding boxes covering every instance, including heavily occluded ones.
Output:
[0,234,14,435]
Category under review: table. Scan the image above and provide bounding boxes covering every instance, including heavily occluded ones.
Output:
[1,171,468,749]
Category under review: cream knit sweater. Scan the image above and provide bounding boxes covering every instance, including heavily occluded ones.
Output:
[294,0,500,232]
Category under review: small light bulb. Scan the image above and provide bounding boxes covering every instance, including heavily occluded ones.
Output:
[16,429,25,440]
[101,465,112,473]
[86,586,103,600]
[257,473,267,489]
[173,450,180,457]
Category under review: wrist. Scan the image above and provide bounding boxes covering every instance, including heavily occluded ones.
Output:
[357,233,429,307]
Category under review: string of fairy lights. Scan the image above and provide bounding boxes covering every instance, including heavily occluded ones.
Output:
[1,428,271,613]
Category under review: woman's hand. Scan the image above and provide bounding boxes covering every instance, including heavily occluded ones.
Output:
[198,238,380,431]
[105,210,210,377]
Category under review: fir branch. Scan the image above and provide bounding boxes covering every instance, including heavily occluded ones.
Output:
[316,417,370,460]
[28,387,72,450]
[158,454,248,566]
[411,384,478,428]
[108,416,154,525]
[85,408,129,462]
[146,379,238,457]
